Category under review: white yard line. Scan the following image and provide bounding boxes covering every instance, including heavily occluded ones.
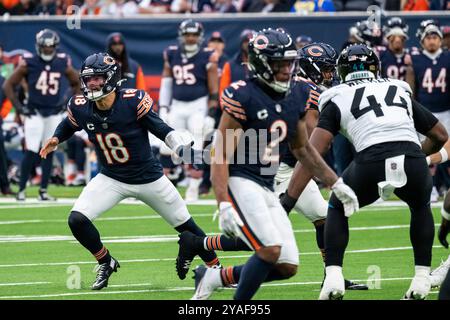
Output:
[0,277,418,299]
[0,245,444,269]
[0,281,51,287]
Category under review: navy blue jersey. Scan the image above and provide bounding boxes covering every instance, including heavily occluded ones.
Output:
[165,46,216,101]
[411,48,450,113]
[281,77,321,168]
[64,89,171,184]
[377,46,411,81]
[221,78,307,190]
[21,52,71,115]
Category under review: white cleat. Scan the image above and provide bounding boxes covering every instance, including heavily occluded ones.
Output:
[430,256,450,288]
[319,266,345,300]
[185,179,201,203]
[191,265,223,300]
[403,272,431,300]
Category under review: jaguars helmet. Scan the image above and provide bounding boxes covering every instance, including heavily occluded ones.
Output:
[352,20,383,47]
[248,28,298,93]
[79,53,122,101]
[178,19,204,54]
[297,42,337,87]
[35,29,60,62]
[383,17,409,39]
[416,19,443,41]
[337,44,380,83]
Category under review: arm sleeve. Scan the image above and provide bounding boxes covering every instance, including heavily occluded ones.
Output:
[412,98,439,135]
[53,117,79,143]
[316,101,341,136]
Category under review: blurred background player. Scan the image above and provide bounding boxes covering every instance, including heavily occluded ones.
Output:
[0,71,14,196]
[3,28,80,201]
[407,19,450,202]
[295,35,312,49]
[442,25,450,50]
[378,17,411,81]
[158,19,219,203]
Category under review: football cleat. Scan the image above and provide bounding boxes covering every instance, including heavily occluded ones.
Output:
[345,279,369,290]
[191,265,222,300]
[16,191,26,201]
[430,256,450,288]
[403,274,431,300]
[176,231,198,280]
[38,189,56,201]
[319,268,345,300]
[92,257,120,290]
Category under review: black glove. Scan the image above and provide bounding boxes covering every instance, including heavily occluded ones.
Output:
[279,191,297,215]
[17,105,36,116]
[438,218,450,249]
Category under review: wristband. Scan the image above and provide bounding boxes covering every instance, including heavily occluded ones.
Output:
[209,93,219,101]
[426,156,431,165]
[439,148,448,163]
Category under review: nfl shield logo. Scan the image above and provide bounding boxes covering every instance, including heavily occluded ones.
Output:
[391,163,397,170]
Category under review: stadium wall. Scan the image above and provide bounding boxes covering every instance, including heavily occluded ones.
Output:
[1,12,449,99]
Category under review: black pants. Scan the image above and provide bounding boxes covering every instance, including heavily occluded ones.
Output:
[0,124,10,190]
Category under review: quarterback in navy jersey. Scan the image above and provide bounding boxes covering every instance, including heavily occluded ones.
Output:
[376,17,412,81]
[40,53,220,290]
[3,29,80,201]
[158,19,219,203]
[190,29,358,300]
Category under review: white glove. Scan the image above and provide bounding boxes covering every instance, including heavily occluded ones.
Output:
[217,202,244,239]
[203,115,215,136]
[331,178,359,217]
[159,106,169,123]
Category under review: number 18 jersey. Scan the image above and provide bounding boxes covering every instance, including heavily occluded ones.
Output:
[318,78,420,153]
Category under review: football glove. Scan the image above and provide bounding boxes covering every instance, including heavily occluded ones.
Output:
[203,115,216,136]
[217,201,244,239]
[279,192,297,215]
[159,105,170,123]
[331,178,359,217]
[438,217,450,249]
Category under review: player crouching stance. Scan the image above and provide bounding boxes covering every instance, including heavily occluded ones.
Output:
[39,53,220,290]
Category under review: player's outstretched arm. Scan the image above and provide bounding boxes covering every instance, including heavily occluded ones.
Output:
[40,137,59,159]
[41,117,79,159]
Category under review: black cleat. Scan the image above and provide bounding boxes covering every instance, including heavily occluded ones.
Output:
[193,264,207,289]
[38,189,56,201]
[176,231,199,280]
[345,279,369,290]
[92,257,120,290]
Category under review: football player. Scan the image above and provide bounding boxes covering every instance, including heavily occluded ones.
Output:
[285,44,448,300]
[158,19,219,203]
[3,29,80,201]
[190,28,358,300]
[295,35,312,50]
[377,17,411,81]
[39,53,221,290]
[406,19,450,201]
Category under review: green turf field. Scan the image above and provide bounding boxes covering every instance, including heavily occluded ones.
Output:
[0,186,448,300]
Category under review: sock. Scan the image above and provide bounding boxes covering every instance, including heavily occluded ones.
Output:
[220,265,243,286]
[234,254,275,300]
[175,218,220,267]
[68,211,111,264]
[40,152,53,190]
[203,235,252,251]
[410,205,434,266]
[324,207,348,267]
[19,151,39,191]
[315,222,326,261]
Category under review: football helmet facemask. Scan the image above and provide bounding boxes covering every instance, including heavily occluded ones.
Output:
[383,17,409,40]
[79,53,122,101]
[35,29,60,62]
[248,28,298,93]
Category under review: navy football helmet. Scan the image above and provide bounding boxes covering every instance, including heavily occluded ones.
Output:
[416,19,443,41]
[35,29,60,62]
[248,28,298,93]
[352,20,383,47]
[383,17,409,39]
[297,42,337,87]
[337,44,380,83]
[178,19,204,54]
[79,53,122,101]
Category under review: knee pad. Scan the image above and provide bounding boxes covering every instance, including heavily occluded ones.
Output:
[276,263,298,279]
[68,211,90,229]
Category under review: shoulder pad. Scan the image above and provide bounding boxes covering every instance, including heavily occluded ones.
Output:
[56,53,67,58]
[23,52,33,59]
[388,79,412,95]
[318,86,342,112]
[221,81,248,122]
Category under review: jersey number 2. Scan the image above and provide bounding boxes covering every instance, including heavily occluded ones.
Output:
[351,85,410,119]
[96,133,130,164]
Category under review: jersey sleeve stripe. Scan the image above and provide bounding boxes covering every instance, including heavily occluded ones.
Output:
[221,95,242,107]
[67,108,79,127]
[136,93,154,120]
[224,108,247,121]
[221,100,246,115]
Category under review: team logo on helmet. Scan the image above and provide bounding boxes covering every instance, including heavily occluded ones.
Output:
[306,45,324,57]
[103,56,115,65]
[253,35,269,50]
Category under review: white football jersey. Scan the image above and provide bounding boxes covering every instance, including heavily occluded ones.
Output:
[319,78,421,152]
